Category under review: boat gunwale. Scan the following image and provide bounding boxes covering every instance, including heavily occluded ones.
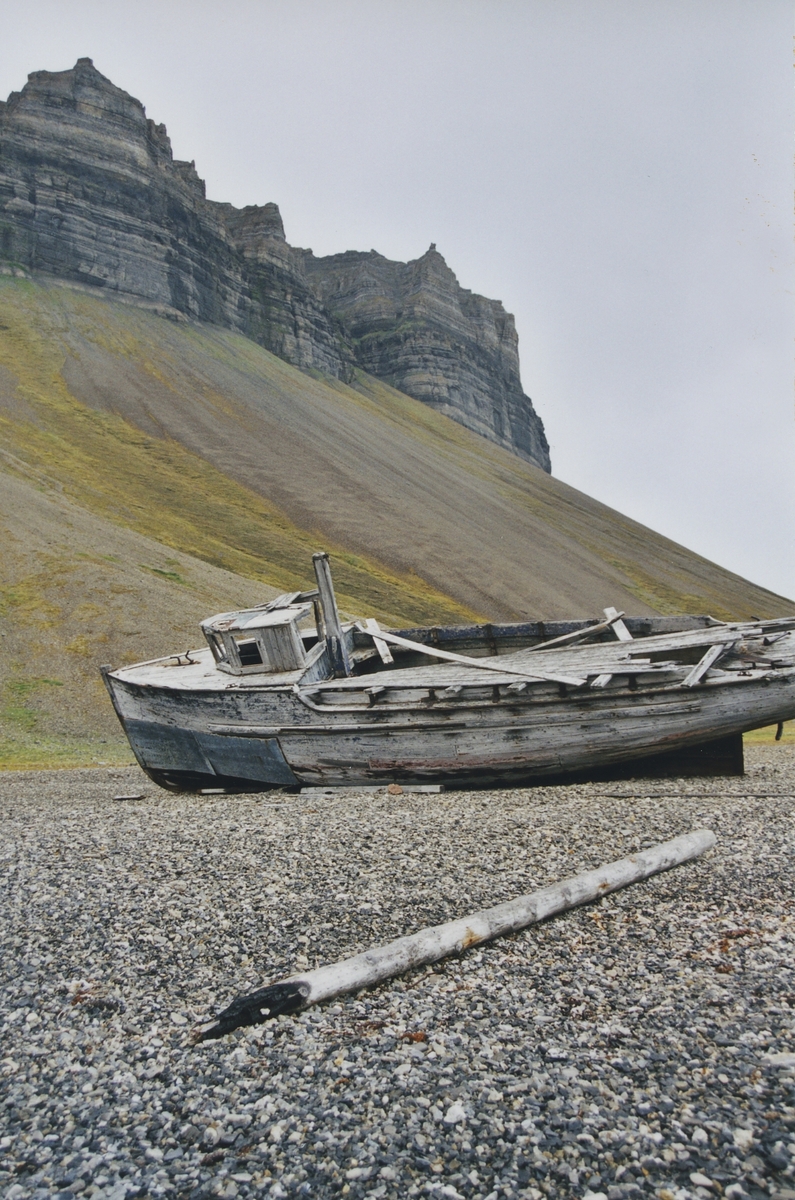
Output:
[106,664,795,726]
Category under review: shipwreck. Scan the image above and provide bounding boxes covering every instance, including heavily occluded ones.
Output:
[102,553,795,793]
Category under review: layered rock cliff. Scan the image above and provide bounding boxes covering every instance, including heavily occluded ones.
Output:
[0,58,550,470]
[302,246,549,468]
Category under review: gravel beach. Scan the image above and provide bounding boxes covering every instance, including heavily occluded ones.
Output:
[1,747,793,1200]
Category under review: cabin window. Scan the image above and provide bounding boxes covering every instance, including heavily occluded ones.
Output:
[234,636,263,667]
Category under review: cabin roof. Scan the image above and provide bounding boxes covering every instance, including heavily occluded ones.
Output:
[202,604,311,633]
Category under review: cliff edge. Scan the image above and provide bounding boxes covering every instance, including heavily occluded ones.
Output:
[0,58,549,470]
[303,245,549,469]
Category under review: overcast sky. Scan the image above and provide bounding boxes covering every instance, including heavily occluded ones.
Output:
[3,0,793,598]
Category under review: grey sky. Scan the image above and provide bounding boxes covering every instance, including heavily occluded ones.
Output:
[2,0,793,598]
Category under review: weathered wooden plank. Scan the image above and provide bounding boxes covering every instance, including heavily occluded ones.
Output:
[603,606,633,642]
[261,591,303,611]
[192,829,716,1040]
[353,624,588,687]
[683,642,735,688]
[523,610,627,653]
[507,623,774,668]
[389,614,718,654]
[305,658,678,692]
[362,617,395,664]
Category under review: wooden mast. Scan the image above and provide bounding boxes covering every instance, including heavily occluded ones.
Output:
[313,551,351,678]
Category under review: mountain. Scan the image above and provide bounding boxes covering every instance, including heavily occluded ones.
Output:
[0,275,791,767]
[0,58,549,469]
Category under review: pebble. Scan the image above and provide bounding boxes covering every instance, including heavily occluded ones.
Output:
[1,746,793,1200]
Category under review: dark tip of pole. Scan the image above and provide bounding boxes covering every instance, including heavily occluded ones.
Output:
[191,981,311,1043]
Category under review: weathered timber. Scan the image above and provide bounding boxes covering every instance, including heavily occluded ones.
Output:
[102,553,795,793]
[313,552,351,678]
[377,615,719,658]
[362,617,394,665]
[683,642,736,688]
[192,829,716,1041]
[603,605,633,642]
[523,610,627,653]
[356,624,588,687]
[301,658,675,693]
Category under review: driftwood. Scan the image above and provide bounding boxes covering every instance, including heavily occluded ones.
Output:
[192,828,715,1042]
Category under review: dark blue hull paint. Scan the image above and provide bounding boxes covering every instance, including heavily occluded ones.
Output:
[123,718,300,790]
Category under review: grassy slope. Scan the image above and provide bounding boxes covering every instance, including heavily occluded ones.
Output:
[0,275,791,767]
[0,462,286,768]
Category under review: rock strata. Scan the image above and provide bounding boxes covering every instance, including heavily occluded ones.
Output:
[0,59,549,469]
[303,245,550,469]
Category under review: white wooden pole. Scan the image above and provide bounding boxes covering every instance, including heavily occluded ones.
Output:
[193,829,715,1041]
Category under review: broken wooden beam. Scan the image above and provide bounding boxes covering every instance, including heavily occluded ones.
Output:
[683,641,736,688]
[355,623,588,688]
[191,828,716,1042]
[362,617,394,664]
[522,610,628,653]
[603,606,633,642]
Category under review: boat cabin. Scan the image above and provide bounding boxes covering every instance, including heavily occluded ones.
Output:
[201,602,314,675]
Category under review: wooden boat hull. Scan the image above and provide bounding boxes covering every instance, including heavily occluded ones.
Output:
[104,663,795,791]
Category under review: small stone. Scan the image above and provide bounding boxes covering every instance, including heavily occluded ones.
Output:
[345,1166,370,1179]
[765,1052,795,1068]
[444,1102,467,1124]
[690,1173,715,1189]
[2,746,793,1200]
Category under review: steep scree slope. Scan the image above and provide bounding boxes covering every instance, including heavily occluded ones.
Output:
[1,275,790,626]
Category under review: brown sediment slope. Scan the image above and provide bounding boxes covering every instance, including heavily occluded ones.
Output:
[0,276,791,765]
[0,462,282,767]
